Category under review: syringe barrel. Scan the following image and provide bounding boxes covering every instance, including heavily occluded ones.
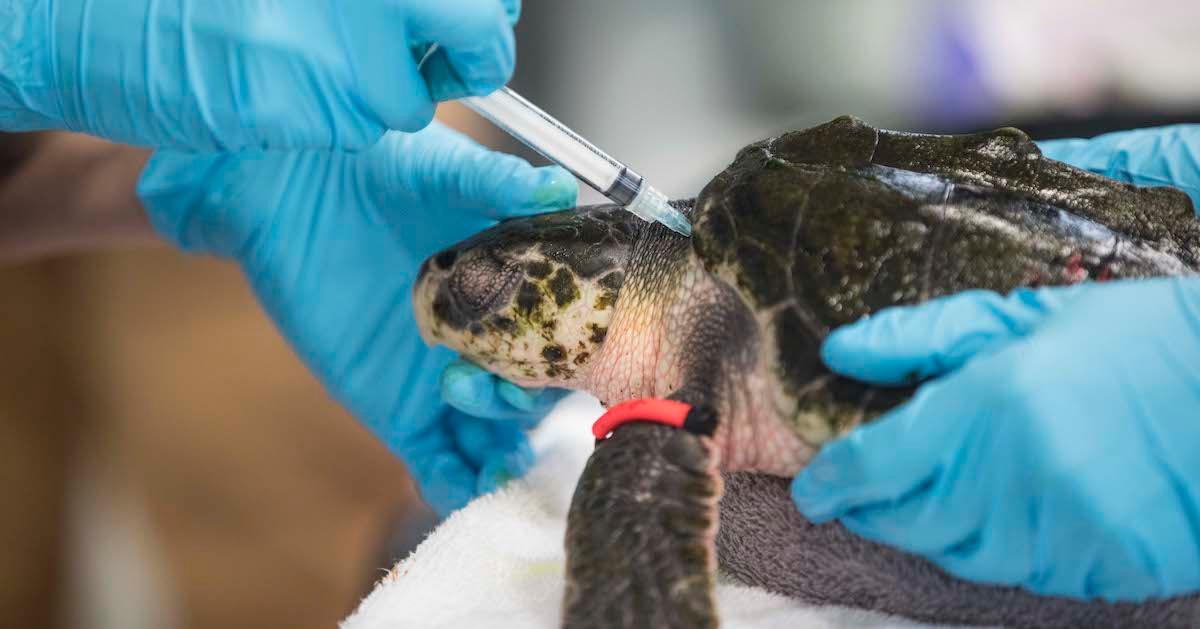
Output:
[462,87,642,204]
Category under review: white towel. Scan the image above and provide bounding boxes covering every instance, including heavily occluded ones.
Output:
[342,394,944,629]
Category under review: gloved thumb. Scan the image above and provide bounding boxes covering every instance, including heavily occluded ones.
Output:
[368,123,578,219]
[821,288,1060,385]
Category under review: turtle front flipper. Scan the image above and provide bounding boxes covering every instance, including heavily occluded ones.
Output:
[563,407,722,629]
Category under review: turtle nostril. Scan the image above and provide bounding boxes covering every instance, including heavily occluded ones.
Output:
[434,249,459,270]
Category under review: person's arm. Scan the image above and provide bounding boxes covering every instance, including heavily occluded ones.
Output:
[0,132,154,263]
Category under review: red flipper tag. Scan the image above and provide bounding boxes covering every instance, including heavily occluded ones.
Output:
[592,399,694,440]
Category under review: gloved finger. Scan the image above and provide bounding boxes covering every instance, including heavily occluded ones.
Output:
[393,405,483,516]
[407,451,480,517]
[792,375,973,523]
[441,360,504,419]
[820,289,1055,385]
[924,482,1167,600]
[446,412,535,492]
[925,486,1120,599]
[500,0,521,24]
[138,150,227,253]
[837,491,986,561]
[449,411,498,469]
[440,359,565,423]
[405,0,516,101]
[475,420,536,495]
[1037,126,1200,208]
[338,3,436,134]
[497,380,570,430]
[834,411,1016,563]
[370,124,578,217]
[1036,138,1093,166]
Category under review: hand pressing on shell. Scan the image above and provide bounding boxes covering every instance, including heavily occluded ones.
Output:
[794,125,1200,602]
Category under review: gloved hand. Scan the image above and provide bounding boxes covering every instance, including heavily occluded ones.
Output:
[793,124,1200,601]
[1,0,519,151]
[138,122,576,515]
[795,280,1200,601]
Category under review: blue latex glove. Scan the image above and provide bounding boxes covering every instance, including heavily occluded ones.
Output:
[138,122,576,515]
[794,125,1200,601]
[796,280,1200,601]
[1,0,519,150]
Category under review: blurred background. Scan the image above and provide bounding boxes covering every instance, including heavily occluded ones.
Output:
[2,1,1196,628]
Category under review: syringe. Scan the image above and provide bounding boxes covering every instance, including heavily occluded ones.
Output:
[459,87,692,237]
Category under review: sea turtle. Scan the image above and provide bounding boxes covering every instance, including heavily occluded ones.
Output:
[412,116,1200,628]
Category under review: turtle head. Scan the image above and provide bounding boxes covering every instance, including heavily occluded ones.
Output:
[414,206,640,387]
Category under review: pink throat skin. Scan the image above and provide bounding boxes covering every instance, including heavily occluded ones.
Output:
[579,259,813,477]
[581,260,698,409]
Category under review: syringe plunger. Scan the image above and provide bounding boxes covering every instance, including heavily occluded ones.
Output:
[461,87,692,236]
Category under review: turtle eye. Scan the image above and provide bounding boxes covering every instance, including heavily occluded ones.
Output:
[447,250,518,318]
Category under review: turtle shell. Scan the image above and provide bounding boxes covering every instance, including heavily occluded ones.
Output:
[689,115,1199,435]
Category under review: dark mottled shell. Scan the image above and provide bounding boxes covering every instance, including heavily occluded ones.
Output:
[690,115,1200,422]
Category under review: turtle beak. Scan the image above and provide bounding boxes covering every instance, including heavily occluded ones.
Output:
[413,288,437,348]
[413,256,447,347]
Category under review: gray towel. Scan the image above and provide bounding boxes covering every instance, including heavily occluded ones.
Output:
[716,473,1200,628]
